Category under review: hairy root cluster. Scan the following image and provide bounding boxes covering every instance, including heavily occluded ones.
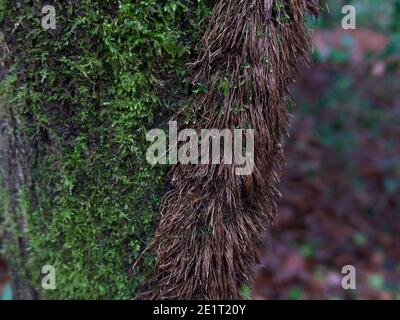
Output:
[150,0,319,299]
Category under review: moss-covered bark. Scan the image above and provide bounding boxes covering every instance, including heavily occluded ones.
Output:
[0,0,211,299]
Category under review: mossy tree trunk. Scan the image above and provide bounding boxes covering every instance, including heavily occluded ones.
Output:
[0,0,211,299]
[1,0,317,300]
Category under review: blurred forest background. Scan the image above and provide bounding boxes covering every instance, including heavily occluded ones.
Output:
[254,0,400,300]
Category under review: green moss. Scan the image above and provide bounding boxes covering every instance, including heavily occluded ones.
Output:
[0,0,6,24]
[0,0,212,299]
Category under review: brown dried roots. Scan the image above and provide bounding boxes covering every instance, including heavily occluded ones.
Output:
[150,0,319,300]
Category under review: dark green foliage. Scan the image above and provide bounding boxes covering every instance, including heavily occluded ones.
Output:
[0,0,211,299]
[0,1,5,25]
[394,0,400,33]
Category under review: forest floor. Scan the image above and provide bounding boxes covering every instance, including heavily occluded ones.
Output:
[254,29,400,300]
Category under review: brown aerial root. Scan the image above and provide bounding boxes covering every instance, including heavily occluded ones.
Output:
[149,0,319,300]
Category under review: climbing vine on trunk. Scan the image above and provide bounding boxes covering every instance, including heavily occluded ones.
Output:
[151,0,319,300]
